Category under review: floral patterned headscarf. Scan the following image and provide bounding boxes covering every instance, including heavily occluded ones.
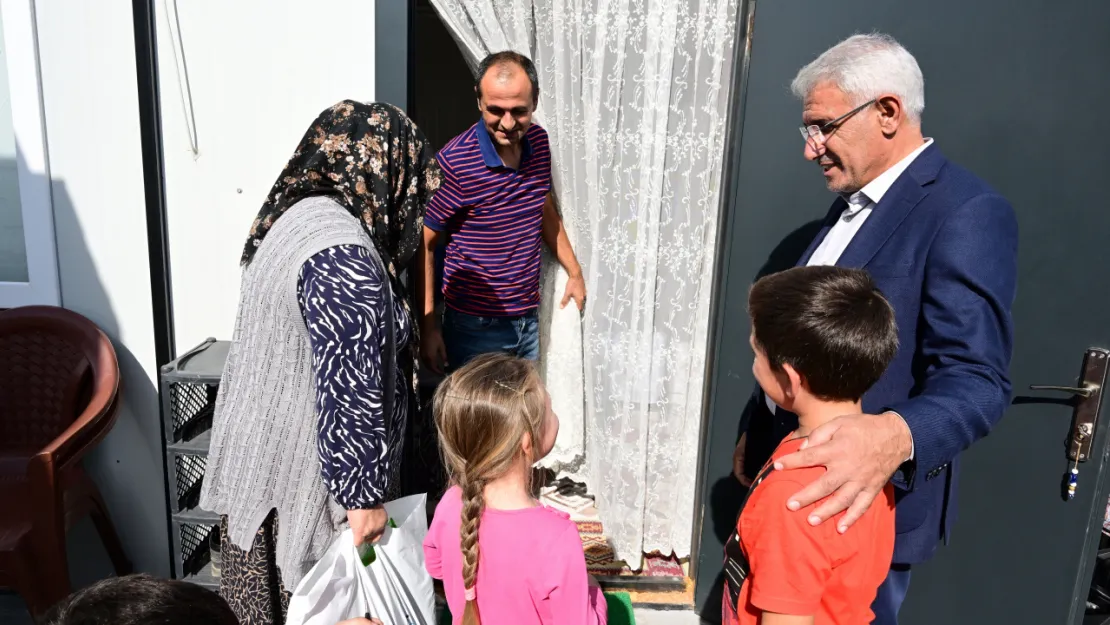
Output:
[242,100,441,278]
[242,101,442,408]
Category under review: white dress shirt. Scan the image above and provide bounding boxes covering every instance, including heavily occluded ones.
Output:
[764,139,935,458]
[805,138,934,267]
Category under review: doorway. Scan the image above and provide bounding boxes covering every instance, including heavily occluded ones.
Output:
[410,0,473,152]
[695,1,1110,623]
[407,0,714,601]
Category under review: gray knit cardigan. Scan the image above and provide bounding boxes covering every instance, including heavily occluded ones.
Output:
[200,197,379,589]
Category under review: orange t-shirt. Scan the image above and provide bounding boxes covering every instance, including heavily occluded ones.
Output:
[725,436,895,625]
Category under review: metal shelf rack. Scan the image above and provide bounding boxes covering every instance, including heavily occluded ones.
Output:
[160,338,229,591]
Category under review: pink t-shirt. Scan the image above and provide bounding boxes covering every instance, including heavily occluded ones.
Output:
[424,486,608,625]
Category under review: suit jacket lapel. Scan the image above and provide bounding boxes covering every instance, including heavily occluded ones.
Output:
[836,183,924,269]
[836,145,946,269]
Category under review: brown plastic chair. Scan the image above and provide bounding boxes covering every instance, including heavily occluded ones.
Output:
[0,305,133,618]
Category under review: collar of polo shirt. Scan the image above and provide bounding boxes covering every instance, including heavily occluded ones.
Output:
[476,120,534,168]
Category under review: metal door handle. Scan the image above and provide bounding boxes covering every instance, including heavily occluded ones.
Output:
[1028,349,1109,465]
[1029,384,1096,398]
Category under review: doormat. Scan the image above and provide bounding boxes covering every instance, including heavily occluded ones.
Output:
[642,552,685,577]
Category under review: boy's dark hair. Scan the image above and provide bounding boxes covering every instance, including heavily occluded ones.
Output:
[748,266,898,402]
[475,51,540,104]
[42,574,239,625]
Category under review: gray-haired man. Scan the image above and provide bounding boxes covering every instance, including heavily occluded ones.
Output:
[734,33,1018,624]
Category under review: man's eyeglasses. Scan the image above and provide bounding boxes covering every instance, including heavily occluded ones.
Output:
[798,99,877,148]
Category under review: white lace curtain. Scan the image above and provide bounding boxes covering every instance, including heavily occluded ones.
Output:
[428,0,740,562]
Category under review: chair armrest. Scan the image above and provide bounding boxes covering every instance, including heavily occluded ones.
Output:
[35,331,121,473]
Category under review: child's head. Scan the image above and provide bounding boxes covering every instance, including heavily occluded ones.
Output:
[432,352,557,625]
[747,266,898,410]
[42,574,238,625]
[434,352,557,487]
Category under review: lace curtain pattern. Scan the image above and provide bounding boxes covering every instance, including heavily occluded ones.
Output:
[429,0,740,561]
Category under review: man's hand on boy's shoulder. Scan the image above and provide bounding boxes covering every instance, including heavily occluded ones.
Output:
[773,411,912,533]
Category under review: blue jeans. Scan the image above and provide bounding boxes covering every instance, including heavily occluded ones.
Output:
[871,564,912,625]
[442,308,539,372]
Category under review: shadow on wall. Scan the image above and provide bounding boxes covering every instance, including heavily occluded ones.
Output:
[697,218,826,624]
[0,157,169,623]
[0,159,28,282]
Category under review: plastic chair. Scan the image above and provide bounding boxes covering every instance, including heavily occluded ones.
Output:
[0,305,132,618]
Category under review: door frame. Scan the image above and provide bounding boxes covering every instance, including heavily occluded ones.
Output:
[689,0,758,591]
[0,0,59,308]
[375,0,413,114]
[1065,398,1110,622]
[131,0,176,368]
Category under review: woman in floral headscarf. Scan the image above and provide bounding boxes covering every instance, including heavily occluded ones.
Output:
[200,101,441,625]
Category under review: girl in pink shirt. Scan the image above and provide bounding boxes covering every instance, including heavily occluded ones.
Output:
[424,353,608,625]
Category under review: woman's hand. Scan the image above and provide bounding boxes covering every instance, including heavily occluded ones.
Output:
[348,507,388,547]
[336,618,384,625]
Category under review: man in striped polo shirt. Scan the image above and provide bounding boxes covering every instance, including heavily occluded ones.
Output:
[418,51,586,373]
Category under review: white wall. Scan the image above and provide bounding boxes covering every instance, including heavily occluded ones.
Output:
[0,5,27,283]
[35,0,169,578]
[155,0,376,349]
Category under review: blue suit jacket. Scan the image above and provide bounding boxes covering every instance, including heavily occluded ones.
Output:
[744,145,1018,564]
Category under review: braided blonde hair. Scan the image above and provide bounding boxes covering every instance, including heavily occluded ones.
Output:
[433,353,546,625]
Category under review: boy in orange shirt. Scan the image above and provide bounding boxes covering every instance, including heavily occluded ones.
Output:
[724,266,899,625]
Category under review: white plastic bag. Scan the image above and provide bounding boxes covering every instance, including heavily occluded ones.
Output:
[286,494,436,625]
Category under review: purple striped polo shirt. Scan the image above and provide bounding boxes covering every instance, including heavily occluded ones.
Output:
[425,121,552,317]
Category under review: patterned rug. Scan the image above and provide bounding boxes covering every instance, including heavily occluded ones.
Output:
[540,478,685,578]
[577,519,632,576]
[642,552,685,577]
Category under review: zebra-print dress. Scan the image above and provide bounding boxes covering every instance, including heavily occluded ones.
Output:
[219,243,410,625]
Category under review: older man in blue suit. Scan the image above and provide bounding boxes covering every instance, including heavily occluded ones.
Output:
[733,33,1018,624]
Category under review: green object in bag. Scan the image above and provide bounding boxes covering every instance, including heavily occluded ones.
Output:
[357,517,399,567]
[604,592,636,625]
